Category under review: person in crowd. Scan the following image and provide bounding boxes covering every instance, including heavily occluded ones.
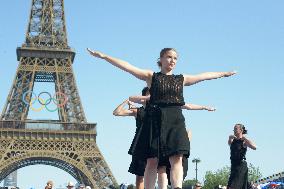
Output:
[45,180,54,189]
[66,181,74,189]
[194,183,202,189]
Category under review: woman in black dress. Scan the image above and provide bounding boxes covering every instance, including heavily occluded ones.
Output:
[113,87,149,189]
[87,47,236,189]
[227,124,257,189]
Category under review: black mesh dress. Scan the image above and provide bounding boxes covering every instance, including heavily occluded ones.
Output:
[132,72,190,162]
[227,138,248,189]
[128,107,147,176]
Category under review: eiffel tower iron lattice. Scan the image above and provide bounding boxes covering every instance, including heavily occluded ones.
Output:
[0,0,117,188]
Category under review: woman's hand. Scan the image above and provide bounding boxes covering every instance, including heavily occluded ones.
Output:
[223,71,237,77]
[87,48,106,59]
[204,106,216,111]
[229,135,236,140]
[127,100,136,109]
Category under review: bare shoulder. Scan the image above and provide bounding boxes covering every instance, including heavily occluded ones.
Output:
[145,69,154,77]
[145,70,154,85]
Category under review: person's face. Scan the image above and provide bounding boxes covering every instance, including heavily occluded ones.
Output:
[234,125,242,136]
[160,50,178,72]
[47,183,53,189]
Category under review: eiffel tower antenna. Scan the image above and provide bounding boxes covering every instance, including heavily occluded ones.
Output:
[0,0,117,188]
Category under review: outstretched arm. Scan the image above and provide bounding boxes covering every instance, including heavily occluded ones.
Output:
[243,136,257,150]
[183,71,237,86]
[129,95,150,104]
[113,99,137,117]
[87,48,153,81]
[182,103,216,111]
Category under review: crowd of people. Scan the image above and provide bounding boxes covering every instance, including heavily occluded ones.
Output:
[44,180,91,189]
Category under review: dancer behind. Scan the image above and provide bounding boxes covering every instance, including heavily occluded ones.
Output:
[227,124,256,189]
[87,47,235,189]
[114,87,189,189]
[113,87,149,189]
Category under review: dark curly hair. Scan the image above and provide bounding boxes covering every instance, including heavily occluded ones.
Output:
[235,123,248,134]
[141,87,149,96]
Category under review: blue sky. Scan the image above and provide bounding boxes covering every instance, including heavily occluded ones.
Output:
[0,0,284,188]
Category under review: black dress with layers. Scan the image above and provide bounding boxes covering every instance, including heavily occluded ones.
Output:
[128,107,147,176]
[132,72,190,161]
[227,138,248,189]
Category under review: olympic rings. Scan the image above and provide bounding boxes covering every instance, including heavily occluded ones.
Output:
[53,92,68,107]
[29,97,45,112]
[22,91,37,105]
[38,92,52,105]
[22,90,68,112]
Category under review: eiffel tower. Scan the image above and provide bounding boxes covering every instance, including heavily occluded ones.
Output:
[0,0,117,188]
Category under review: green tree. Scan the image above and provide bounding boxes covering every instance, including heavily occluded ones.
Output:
[248,163,262,183]
[183,179,197,189]
[202,164,262,189]
[203,166,230,189]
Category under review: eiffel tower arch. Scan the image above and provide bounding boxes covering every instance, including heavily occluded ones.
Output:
[0,0,117,188]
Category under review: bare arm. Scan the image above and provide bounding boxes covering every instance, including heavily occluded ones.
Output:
[87,48,153,81]
[129,95,150,104]
[183,71,237,86]
[228,135,236,146]
[113,99,137,117]
[243,136,257,150]
[182,103,216,111]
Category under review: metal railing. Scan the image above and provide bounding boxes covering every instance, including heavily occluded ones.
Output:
[0,120,96,132]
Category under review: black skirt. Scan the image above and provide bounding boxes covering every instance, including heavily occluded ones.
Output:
[228,161,248,189]
[132,105,190,160]
[128,156,146,176]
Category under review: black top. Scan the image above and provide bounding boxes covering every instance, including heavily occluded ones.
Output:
[149,72,185,106]
[135,107,145,128]
[230,138,247,164]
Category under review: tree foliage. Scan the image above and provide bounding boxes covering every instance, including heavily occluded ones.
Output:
[203,166,230,189]
[199,163,262,189]
[248,163,262,183]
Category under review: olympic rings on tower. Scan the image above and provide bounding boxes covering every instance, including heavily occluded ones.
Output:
[22,90,68,112]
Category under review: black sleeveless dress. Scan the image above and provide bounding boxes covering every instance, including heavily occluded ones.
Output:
[227,138,248,189]
[128,107,147,176]
[132,72,190,161]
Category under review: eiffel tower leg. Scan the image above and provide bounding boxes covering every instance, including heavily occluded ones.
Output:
[1,58,37,121]
[54,62,87,123]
